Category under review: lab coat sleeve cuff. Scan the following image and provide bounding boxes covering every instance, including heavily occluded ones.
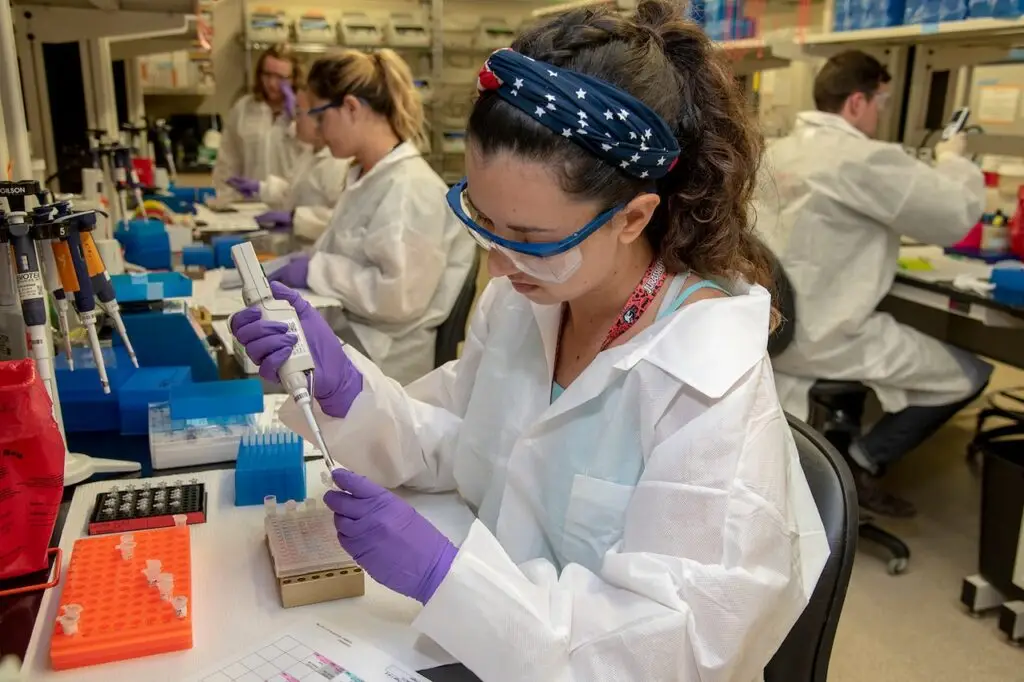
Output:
[260,176,289,208]
[293,206,328,242]
[413,521,567,681]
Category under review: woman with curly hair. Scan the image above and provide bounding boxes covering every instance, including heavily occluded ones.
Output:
[233,1,829,679]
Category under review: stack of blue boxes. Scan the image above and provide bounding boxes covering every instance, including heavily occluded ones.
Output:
[831,0,1023,30]
[55,346,138,432]
[212,235,246,269]
[114,219,172,270]
[110,272,193,303]
[968,0,1024,16]
[118,366,192,435]
[699,0,757,41]
[905,0,969,23]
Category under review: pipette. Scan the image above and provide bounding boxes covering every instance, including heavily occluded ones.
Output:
[153,119,178,183]
[31,202,74,370]
[44,207,110,392]
[114,143,148,220]
[3,211,57,401]
[71,206,139,367]
[229,241,337,471]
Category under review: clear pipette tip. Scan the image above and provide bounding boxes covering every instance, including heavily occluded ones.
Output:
[134,189,147,219]
[82,316,111,394]
[107,307,139,368]
[55,301,74,370]
[298,400,337,472]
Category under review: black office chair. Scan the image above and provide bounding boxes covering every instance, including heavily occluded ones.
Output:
[434,251,481,367]
[766,250,910,575]
[966,387,1024,464]
[765,414,858,682]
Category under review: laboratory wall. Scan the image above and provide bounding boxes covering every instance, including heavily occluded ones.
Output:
[751,2,827,139]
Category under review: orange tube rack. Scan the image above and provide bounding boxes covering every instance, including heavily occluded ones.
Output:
[50,524,193,670]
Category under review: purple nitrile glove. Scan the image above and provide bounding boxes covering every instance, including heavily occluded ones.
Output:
[267,253,310,289]
[255,209,293,229]
[229,281,363,417]
[282,81,297,119]
[226,176,260,198]
[324,468,458,605]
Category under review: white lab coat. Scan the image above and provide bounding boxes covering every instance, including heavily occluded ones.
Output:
[260,147,352,243]
[307,141,476,385]
[755,111,991,419]
[281,277,829,682]
[212,95,306,203]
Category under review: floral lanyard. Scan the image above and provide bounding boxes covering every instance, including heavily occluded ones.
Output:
[554,258,668,382]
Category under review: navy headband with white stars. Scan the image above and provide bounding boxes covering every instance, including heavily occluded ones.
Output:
[476,48,680,180]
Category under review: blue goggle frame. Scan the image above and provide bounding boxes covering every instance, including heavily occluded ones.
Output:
[445,177,623,258]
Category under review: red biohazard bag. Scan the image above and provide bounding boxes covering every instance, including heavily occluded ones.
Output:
[1011,186,1024,259]
[0,359,64,588]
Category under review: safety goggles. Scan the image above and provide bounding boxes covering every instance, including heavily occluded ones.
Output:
[306,100,341,126]
[259,71,292,83]
[445,177,622,283]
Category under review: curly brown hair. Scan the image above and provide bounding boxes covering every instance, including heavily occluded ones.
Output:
[467,0,771,295]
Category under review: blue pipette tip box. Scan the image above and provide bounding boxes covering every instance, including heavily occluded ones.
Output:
[118,366,192,435]
[168,378,263,420]
[111,272,193,303]
[182,245,216,269]
[234,429,306,506]
[56,346,137,433]
[212,235,246,269]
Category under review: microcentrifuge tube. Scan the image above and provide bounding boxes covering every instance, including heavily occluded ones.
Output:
[116,535,136,560]
[143,560,162,586]
[57,614,80,636]
[172,596,188,618]
[157,573,174,601]
[264,495,278,516]
[172,514,187,527]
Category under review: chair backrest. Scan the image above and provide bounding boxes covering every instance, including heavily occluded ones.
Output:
[434,250,482,367]
[766,247,797,358]
[764,414,859,682]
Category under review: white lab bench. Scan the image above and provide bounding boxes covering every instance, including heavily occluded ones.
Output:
[21,462,476,682]
[883,245,1024,368]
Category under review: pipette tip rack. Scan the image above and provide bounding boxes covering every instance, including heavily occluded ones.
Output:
[50,524,193,670]
[265,496,364,608]
[88,481,206,535]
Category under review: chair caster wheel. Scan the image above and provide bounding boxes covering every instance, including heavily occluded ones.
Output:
[887,557,908,575]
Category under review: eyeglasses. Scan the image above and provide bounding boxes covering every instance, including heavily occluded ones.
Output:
[260,71,291,82]
[445,177,623,283]
[306,101,342,125]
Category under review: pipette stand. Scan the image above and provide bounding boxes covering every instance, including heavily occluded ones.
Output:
[0,200,139,486]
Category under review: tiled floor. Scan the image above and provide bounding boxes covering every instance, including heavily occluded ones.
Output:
[829,362,1024,681]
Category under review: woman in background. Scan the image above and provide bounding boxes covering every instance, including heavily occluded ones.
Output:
[232,86,352,244]
[213,43,306,203]
[267,48,475,385]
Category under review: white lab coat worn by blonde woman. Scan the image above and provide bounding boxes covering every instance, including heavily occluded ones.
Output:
[211,44,307,204]
[258,88,352,242]
[268,49,475,385]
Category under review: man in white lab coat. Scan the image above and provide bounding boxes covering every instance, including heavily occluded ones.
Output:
[756,50,992,517]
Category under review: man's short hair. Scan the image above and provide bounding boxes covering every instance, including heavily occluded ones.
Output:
[813,50,892,113]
